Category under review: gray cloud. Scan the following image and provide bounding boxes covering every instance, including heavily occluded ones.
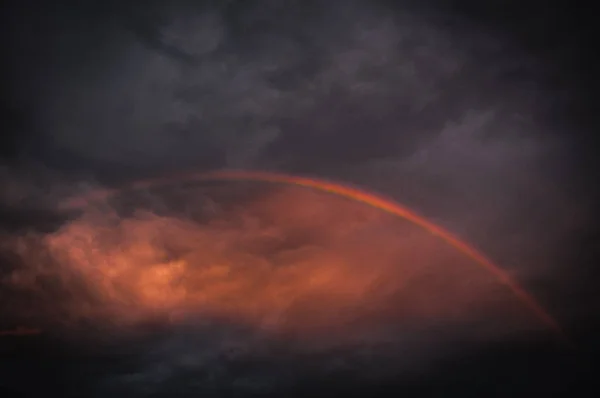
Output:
[16,1,469,171]
[0,1,592,396]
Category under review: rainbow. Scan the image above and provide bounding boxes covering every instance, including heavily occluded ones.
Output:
[6,170,568,343]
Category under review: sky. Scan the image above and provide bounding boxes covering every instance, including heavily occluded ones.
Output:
[0,1,598,397]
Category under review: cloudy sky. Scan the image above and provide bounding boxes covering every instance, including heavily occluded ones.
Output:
[0,0,597,396]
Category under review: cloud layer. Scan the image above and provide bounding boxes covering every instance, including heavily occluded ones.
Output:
[0,1,593,396]
[1,182,546,395]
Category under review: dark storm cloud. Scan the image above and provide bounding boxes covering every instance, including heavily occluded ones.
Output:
[0,1,595,396]
[4,1,467,171]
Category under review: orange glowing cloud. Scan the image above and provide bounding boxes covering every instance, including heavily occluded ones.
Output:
[1,170,566,345]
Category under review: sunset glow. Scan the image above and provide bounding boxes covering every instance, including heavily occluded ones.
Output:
[2,170,566,343]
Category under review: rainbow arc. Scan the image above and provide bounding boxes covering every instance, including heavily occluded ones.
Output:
[4,170,569,344]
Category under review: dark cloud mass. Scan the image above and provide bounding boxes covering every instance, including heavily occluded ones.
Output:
[0,0,597,397]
